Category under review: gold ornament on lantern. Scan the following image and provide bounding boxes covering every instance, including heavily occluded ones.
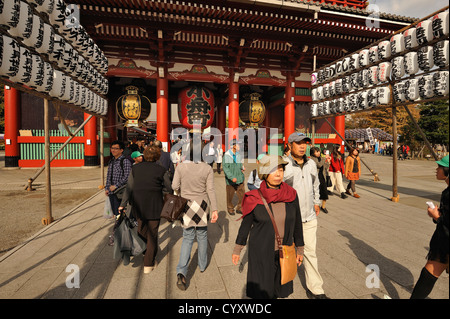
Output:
[239,93,266,128]
[116,86,151,127]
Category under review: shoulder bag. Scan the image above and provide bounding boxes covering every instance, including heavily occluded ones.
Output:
[160,192,189,222]
[257,190,297,285]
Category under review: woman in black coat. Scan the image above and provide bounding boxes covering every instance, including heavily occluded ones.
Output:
[411,155,449,299]
[119,145,172,274]
[232,155,304,299]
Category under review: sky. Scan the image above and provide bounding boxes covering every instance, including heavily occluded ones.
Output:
[369,0,448,19]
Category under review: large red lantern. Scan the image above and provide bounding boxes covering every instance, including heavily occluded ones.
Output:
[178,86,215,129]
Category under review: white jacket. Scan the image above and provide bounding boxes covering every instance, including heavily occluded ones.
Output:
[283,155,320,223]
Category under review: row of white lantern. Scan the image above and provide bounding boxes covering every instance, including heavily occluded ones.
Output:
[0,0,108,75]
[311,71,449,118]
[311,86,391,117]
[392,71,449,102]
[311,11,449,86]
[311,40,449,101]
[0,34,107,116]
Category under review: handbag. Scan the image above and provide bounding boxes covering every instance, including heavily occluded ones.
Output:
[326,175,332,188]
[160,192,189,222]
[257,190,297,285]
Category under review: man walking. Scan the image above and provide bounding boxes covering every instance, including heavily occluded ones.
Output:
[283,132,329,299]
[223,139,245,215]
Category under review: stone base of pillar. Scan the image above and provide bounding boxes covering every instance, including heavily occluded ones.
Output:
[5,156,20,168]
[84,155,99,166]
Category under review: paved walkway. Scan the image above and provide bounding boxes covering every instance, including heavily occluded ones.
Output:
[0,153,448,299]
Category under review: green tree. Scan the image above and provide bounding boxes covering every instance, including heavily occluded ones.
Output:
[415,100,449,146]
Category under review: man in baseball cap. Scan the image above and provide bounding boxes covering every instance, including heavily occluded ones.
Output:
[288,132,312,144]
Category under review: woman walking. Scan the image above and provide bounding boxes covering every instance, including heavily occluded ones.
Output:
[410,155,449,299]
[232,155,304,299]
[310,147,331,213]
[172,142,218,290]
[345,147,361,198]
[119,145,173,273]
[216,143,223,174]
[328,145,348,199]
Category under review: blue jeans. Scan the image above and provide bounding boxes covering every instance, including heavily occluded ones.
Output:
[176,227,208,277]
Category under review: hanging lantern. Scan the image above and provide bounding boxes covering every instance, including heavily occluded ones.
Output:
[178,86,215,129]
[239,93,266,129]
[116,86,151,127]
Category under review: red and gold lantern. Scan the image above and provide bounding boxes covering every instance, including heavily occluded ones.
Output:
[178,86,215,129]
[239,93,266,129]
[116,86,151,127]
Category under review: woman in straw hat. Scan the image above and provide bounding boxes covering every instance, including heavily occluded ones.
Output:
[232,155,304,299]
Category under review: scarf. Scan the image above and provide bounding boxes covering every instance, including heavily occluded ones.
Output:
[240,181,297,218]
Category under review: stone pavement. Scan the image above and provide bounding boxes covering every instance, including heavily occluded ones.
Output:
[0,153,448,299]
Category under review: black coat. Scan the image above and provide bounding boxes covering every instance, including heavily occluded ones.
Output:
[120,162,173,221]
[235,195,304,299]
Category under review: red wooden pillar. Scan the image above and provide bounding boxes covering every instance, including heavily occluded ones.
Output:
[157,77,169,150]
[228,81,239,148]
[284,74,295,146]
[335,115,346,153]
[84,113,98,166]
[4,86,20,167]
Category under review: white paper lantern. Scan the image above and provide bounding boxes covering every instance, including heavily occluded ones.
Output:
[13,45,33,85]
[342,76,352,93]
[317,86,324,100]
[403,28,419,50]
[377,86,391,105]
[29,54,45,91]
[0,35,21,80]
[335,60,343,77]
[40,61,54,93]
[71,81,80,105]
[35,23,54,55]
[311,88,318,101]
[7,1,33,40]
[22,14,44,49]
[367,89,378,108]
[61,75,74,102]
[329,81,336,96]
[63,41,76,72]
[0,0,21,30]
[390,34,405,55]
[348,94,357,111]
[349,53,360,71]
[433,40,449,68]
[311,104,318,117]
[358,49,369,67]
[418,75,435,99]
[361,69,370,87]
[432,11,449,38]
[51,33,66,69]
[392,56,405,80]
[369,46,378,64]
[393,82,406,102]
[317,69,326,84]
[405,79,419,101]
[418,46,435,71]
[323,101,330,114]
[49,0,67,29]
[323,83,330,98]
[369,66,379,85]
[404,52,419,75]
[335,78,343,95]
[350,72,359,88]
[311,72,318,86]
[78,85,87,108]
[49,69,65,98]
[378,40,391,60]
[378,62,392,82]
[357,91,368,110]
[433,71,449,96]
[342,57,351,74]
[416,20,434,45]
[72,25,88,50]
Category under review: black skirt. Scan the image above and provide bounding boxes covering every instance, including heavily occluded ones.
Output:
[318,173,329,200]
